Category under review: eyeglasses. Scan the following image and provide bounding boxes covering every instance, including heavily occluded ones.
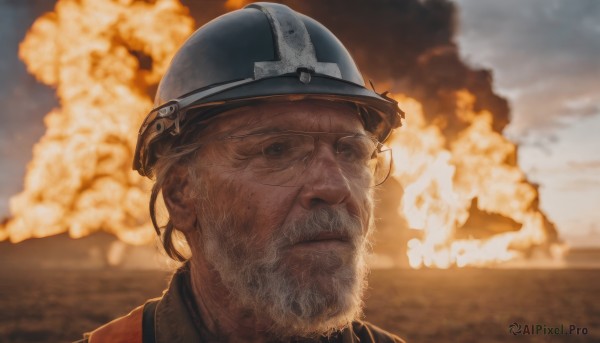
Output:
[220,130,392,187]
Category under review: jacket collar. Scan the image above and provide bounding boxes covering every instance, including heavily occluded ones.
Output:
[155,264,207,343]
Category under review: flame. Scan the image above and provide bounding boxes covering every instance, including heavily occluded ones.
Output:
[1,0,193,245]
[2,1,564,269]
[390,92,565,268]
[224,0,251,11]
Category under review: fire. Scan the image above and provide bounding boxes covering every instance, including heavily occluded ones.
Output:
[224,0,251,11]
[390,92,565,268]
[2,1,563,268]
[0,0,193,245]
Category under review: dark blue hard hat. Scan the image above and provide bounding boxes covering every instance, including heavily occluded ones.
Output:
[133,2,404,177]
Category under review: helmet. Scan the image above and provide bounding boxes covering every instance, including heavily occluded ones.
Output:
[133,2,404,177]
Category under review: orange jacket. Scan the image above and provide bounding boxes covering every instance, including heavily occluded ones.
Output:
[86,305,144,343]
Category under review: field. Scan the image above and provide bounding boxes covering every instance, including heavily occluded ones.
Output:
[0,267,598,343]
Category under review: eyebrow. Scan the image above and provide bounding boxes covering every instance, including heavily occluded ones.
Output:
[236,127,289,136]
[224,129,373,140]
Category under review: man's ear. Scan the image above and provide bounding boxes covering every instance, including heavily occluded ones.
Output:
[162,164,197,233]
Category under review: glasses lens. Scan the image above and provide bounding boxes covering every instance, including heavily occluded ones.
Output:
[371,146,392,186]
[337,136,392,187]
[253,134,314,186]
[336,135,377,163]
[228,133,392,187]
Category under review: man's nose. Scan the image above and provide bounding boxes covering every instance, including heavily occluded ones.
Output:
[298,146,352,209]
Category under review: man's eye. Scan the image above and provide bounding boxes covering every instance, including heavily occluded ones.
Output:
[337,140,372,162]
[263,141,290,158]
[338,146,360,161]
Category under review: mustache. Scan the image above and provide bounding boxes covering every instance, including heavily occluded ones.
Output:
[277,208,364,248]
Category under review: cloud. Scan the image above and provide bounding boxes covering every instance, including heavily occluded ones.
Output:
[568,160,600,171]
[453,0,600,135]
[558,177,600,192]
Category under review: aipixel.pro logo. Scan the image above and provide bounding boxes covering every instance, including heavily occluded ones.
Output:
[509,322,589,336]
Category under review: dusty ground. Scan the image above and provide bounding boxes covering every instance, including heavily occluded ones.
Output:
[0,268,598,343]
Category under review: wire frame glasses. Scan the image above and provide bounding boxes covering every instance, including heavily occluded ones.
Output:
[222,131,392,187]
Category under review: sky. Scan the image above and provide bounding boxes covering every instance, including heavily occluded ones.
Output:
[0,1,57,224]
[452,0,600,245]
[0,0,598,247]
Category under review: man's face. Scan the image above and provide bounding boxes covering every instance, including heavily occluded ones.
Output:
[186,100,374,337]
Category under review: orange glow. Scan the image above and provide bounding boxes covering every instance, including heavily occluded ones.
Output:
[1,0,193,245]
[224,0,251,10]
[390,92,565,268]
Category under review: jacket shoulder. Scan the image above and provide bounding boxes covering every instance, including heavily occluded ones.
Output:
[352,320,406,343]
[86,305,145,343]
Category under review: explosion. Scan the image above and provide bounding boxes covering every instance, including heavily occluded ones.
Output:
[0,0,193,244]
[1,0,565,268]
[391,92,565,268]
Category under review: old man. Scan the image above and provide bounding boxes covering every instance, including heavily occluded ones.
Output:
[82,2,404,342]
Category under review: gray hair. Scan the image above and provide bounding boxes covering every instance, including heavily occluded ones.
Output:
[148,119,209,261]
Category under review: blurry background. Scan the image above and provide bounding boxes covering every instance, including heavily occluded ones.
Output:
[455,0,600,249]
[0,0,598,342]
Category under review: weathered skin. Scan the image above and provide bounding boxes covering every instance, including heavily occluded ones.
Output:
[163,100,373,342]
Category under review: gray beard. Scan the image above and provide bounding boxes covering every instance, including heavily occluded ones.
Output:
[197,204,372,339]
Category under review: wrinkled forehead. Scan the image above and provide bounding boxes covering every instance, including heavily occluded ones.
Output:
[205,99,367,136]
